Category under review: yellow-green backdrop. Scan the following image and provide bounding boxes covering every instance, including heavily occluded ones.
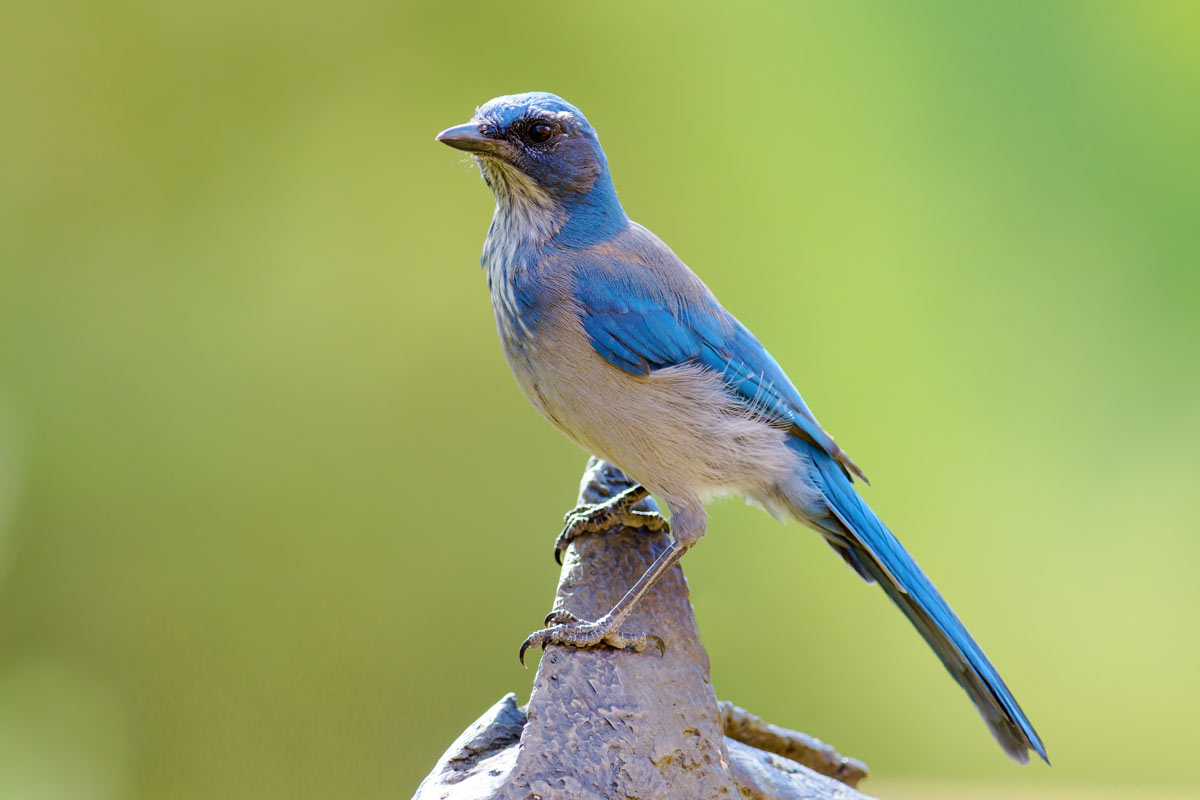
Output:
[1,2,1197,798]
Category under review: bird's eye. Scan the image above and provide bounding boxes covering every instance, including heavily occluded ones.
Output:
[525,122,555,145]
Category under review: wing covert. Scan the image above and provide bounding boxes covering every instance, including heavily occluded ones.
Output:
[573,256,865,481]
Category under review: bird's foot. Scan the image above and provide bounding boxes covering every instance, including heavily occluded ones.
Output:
[519,609,666,666]
[554,487,669,564]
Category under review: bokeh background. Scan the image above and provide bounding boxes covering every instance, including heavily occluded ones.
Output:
[2,1,1198,798]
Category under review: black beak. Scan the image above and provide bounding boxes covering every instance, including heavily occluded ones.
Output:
[436,122,501,154]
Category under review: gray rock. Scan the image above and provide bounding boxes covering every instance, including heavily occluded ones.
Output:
[413,459,880,800]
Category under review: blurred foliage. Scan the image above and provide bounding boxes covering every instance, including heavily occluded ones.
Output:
[1,1,1198,798]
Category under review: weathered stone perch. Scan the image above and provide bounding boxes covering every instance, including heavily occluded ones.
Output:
[414,458,879,800]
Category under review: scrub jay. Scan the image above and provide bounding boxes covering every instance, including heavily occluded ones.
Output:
[437,92,1047,764]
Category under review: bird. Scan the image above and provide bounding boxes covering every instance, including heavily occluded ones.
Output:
[436,91,1047,765]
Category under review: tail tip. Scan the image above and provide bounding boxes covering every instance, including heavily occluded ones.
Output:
[992,717,1049,766]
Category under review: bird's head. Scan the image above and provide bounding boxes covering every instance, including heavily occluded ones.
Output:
[437,92,625,243]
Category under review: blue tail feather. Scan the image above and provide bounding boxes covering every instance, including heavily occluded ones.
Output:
[787,439,1048,764]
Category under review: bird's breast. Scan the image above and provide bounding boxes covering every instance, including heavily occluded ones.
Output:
[482,241,573,419]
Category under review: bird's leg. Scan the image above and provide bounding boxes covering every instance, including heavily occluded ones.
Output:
[520,539,689,665]
[554,483,669,565]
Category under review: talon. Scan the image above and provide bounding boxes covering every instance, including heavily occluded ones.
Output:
[561,505,589,523]
[552,488,667,564]
[519,613,664,662]
[518,634,539,667]
[544,609,582,627]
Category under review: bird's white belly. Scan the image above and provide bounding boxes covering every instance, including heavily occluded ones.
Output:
[501,313,797,501]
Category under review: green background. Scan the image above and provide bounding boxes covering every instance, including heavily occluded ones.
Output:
[2,1,1198,798]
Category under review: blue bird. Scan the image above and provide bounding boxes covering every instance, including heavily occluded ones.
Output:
[437,92,1047,764]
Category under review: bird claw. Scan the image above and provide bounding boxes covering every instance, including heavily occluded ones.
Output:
[518,614,667,666]
[561,504,592,523]
[554,503,669,565]
[544,608,584,627]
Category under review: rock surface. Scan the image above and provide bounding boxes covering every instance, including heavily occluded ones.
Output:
[413,459,880,800]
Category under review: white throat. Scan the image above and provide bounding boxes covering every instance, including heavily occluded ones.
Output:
[479,157,562,276]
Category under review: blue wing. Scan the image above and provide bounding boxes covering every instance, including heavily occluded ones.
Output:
[574,256,866,482]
